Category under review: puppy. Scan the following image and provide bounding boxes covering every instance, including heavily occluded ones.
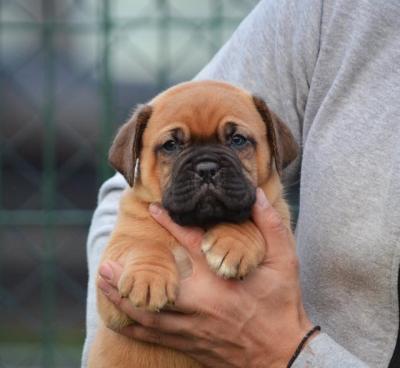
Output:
[88,80,298,368]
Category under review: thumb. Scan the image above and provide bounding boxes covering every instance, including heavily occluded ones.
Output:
[252,188,295,260]
[149,203,205,261]
[98,260,123,288]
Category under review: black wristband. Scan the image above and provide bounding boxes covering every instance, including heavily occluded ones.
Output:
[287,325,321,368]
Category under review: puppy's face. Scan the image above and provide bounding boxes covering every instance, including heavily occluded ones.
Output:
[109,81,297,227]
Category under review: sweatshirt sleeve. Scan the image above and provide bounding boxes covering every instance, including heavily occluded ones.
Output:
[195,0,321,187]
[293,333,369,368]
[82,1,370,367]
[81,173,127,367]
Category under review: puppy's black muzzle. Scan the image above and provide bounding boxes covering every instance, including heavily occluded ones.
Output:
[162,145,256,227]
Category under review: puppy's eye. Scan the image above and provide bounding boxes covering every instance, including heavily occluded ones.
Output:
[230,134,248,148]
[162,139,179,152]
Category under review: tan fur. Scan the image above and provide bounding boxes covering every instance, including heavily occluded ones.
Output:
[88,80,297,368]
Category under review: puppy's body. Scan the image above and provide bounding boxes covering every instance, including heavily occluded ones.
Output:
[88,81,297,368]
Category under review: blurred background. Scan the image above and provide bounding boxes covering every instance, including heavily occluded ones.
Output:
[0,0,259,367]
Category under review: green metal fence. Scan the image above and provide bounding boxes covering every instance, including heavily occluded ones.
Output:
[0,1,258,366]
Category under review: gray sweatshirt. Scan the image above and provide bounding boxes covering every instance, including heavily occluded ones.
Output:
[82,0,400,367]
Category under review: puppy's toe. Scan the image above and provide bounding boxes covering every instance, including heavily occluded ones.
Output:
[129,281,149,308]
[122,269,178,311]
[148,280,170,312]
[236,254,258,279]
[202,240,237,278]
[118,271,135,298]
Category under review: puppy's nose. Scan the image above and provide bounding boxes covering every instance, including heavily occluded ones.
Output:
[195,161,220,181]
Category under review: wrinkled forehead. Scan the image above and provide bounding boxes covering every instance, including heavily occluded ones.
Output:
[146,82,262,138]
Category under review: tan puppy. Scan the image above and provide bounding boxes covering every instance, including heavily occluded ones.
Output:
[88,80,298,368]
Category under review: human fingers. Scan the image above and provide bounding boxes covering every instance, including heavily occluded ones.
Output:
[149,203,205,262]
[251,188,295,261]
[119,325,199,355]
[98,260,123,288]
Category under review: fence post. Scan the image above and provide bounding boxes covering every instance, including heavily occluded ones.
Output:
[41,0,56,366]
[157,0,170,90]
[99,0,114,184]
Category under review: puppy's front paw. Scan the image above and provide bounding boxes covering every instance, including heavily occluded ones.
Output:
[202,222,265,279]
[118,264,178,312]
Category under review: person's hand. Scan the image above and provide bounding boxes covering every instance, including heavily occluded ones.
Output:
[97,188,313,368]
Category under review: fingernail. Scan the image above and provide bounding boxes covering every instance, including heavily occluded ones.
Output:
[99,262,113,281]
[149,203,162,216]
[256,188,270,209]
[98,277,111,295]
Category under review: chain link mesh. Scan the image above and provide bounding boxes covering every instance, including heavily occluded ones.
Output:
[0,1,258,366]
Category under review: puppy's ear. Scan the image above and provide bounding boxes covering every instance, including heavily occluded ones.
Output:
[252,96,298,175]
[108,104,152,186]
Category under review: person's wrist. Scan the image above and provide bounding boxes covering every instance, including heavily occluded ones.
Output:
[286,325,321,367]
[251,314,314,368]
